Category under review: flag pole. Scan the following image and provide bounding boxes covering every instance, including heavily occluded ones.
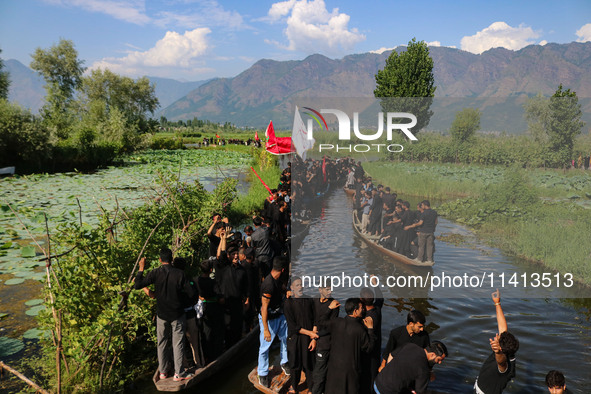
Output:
[250,166,273,195]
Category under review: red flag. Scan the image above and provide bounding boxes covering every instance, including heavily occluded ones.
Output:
[255,130,260,141]
[265,120,294,155]
[215,133,220,138]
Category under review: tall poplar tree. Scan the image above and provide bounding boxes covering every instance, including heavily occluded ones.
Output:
[374,38,436,134]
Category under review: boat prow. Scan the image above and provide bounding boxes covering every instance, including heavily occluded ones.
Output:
[152,325,259,392]
[248,365,309,393]
[352,211,434,267]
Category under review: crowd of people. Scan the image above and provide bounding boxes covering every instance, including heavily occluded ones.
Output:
[347,169,437,264]
[132,156,567,392]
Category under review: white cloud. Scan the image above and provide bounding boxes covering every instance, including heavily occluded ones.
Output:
[427,41,441,47]
[265,0,365,55]
[42,0,150,24]
[370,46,397,54]
[91,28,211,76]
[576,23,591,42]
[539,40,548,46]
[460,22,540,54]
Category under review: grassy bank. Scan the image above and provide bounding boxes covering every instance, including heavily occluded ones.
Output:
[364,160,591,286]
[230,149,282,219]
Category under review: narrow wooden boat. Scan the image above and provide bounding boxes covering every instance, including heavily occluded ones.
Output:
[343,187,356,196]
[0,166,15,176]
[352,211,434,267]
[152,325,259,392]
[248,365,309,393]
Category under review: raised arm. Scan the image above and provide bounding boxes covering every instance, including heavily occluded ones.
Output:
[492,289,507,333]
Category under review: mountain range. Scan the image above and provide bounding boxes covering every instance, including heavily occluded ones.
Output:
[5,42,591,130]
[4,60,208,114]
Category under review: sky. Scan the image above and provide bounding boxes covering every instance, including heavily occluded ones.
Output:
[1,0,590,82]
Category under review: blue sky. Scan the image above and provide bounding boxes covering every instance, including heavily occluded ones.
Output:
[1,0,590,81]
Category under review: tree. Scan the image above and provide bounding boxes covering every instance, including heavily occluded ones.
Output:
[0,48,10,100]
[547,84,585,167]
[79,68,159,131]
[524,85,585,167]
[374,38,436,134]
[450,108,480,143]
[30,39,86,138]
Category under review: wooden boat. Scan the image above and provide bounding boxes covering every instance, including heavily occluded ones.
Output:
[352,211,434,267]
[152,325,259,392]
[343,186,356,196]
[248,365,309,393]
[0,166,15,176]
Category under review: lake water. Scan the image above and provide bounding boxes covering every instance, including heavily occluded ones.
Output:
[2,174,590,393]
[172,188,591,394]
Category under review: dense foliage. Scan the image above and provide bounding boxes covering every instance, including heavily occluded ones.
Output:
[374,38,436,132]
[37,174,238,392]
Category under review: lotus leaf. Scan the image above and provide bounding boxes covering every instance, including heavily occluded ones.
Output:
[0,337,24,357]
[23,328,48,340]
[21,246,37,257]
[25,305,45,316]
[5,278,25,285]
[25,299,44,306]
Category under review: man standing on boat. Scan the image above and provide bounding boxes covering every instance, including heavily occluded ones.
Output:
[134,248,195,381]
[404,200,437,264]
[311,285,340,394]
[257,257,290,388]
[324,298,376,394]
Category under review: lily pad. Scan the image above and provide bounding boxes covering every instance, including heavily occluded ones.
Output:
[21,246,37,258]
[25,305,45,316]
[25,299,44,306]
[0,337,25,357]
[23,328,48,340]
[4,278,25,285]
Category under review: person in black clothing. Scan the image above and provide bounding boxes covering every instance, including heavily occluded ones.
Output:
[325,298,377,394]
[380,310,430,372]
[206,214,225,257]
[374,341,448,394]
[252,216,273,279]
[474,289,519,394]
[405,200,437,264]
[172,257,205,370]
[196,259,224,362]
[240,247,259,332]
[284,277,317,393]
[360,277,384,393]
[311,285,340,394]
[215,229,249,348]
[134,248,195,381]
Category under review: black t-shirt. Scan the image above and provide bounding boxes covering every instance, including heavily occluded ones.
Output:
[475,352,516,394]
[382,325,430,361]
[134,264,195,322]
[419,209,437,233]
[313,297,339,351]
[260,274,284,319]
[208,233,220,257]
[375,343,430,394]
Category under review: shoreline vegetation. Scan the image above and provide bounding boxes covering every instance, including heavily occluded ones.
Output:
[0,146,278,393]
[363,160,591,287]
